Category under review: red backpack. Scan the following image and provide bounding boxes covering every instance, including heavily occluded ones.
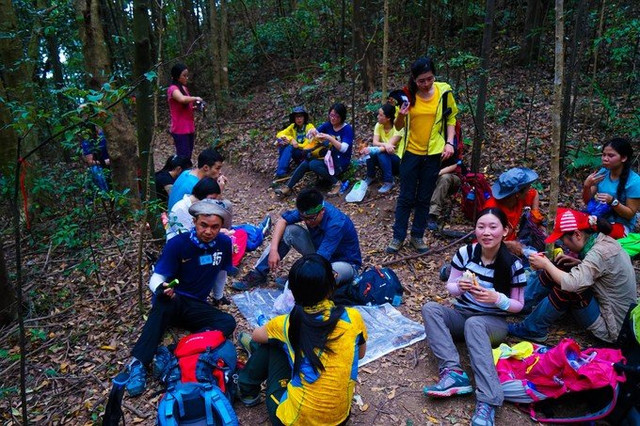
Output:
[459,173,492,221]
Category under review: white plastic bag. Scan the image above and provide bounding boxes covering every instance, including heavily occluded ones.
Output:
[345,180,368,203]
[273,281,295,314]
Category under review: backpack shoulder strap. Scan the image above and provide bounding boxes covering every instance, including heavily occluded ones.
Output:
[203,384,239,426]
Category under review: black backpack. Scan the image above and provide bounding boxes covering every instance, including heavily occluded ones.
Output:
[332,267,404,306]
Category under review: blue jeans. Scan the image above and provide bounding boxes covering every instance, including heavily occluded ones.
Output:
[276,145,305,177]
[254,224,356,285]
[517,294,601,337]
[287,159,341,188]
[366,152,400,183]
[392,152,441,240]
[523,270,550,313]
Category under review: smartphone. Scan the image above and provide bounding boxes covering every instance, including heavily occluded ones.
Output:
[401,101,409,110]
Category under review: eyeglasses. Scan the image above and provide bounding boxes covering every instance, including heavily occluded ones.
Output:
[328,112,340,119]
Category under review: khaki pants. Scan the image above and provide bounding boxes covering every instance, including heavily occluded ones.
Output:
[429,173,461,218]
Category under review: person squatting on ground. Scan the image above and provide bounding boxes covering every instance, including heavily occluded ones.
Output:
[167,63,203,159]
[582,137,639,239]
[274,106,316,181]
[484,167,544,256]
[232,188,362,291]
[155,154,193,204]
[276,103,354,198]
[360,103,403,194]
[508,208,636,344]
[124,200,236,396]
[236,254,367,426]
[387,56,458,254]
[168,147,227,210]
[426,133,464,231]
[422,208,526,426]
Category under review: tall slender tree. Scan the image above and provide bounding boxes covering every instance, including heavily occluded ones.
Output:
[549,0,565,234]
[76,0,140,208]
[472,0,495,174]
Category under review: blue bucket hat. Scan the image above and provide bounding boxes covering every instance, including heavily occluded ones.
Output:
[492,167,538,200]
[289,106,309,124]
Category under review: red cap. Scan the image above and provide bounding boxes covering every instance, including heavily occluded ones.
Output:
[545,208,592,244]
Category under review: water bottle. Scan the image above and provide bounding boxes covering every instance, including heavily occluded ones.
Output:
[255,308,267,326]
[339,180,350,194]
[567,351,581,370]
[466,189,476,201]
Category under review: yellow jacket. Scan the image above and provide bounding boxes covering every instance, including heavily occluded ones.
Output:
[397,81,458,156]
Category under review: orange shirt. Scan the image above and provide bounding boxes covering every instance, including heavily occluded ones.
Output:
[484,189,538,240]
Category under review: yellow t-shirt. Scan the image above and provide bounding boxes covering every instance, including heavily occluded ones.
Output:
[266,302,368,425]
[407,85,440,155]
[373,122,401,144]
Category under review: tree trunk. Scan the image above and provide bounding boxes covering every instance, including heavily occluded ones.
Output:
[352,0,375,93]
[77,0,140,208]
[518,0,548,65]
[0,243,16,327]
[219,0,229,94]
[133,0,155,201]
[559,0,589,172]
[382,0,389,101]
[549,0,564,237]
[472,0,495,174]
[209,0,222,103]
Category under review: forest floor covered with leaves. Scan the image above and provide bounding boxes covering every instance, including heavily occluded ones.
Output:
[1,66,638,425]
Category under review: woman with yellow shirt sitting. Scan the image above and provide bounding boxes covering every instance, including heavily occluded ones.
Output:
[387,56,459,254]
[237,254,367,425]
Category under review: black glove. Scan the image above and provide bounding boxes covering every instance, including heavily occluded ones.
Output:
[155,285,170,300]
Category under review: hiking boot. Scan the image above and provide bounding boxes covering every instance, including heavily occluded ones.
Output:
[153,346,172,379]
[212,295,231,307]
[471,402,496,426]
[386,238,404,254]
[378,182,394,194]
[507,323,548,343]
[426,214,439,231]
[364,176,375,185]
[275,186,291,197]
[239,393,262,407]
[274,276,288,290]
[258,215,272,236]
[231,270,267,291]
[423,368,473,398]
[327,181,342,197]
[125,358,147,397]
[410,237,429,253]
[237,331,254,357]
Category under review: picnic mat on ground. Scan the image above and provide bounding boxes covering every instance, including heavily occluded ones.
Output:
[232,289,425,366]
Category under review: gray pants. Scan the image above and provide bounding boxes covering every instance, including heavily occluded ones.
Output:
[255,224,357,285]
[429,173,461,218]
[422,301,506,406]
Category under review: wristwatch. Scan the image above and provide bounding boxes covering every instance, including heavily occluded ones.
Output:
[611,199,620,207]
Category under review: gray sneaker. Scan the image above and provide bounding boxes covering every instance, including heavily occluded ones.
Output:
[410,237,429,253]
[386,238,403,253]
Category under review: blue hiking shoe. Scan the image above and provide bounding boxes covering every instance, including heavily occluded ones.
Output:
[471,402,496,426]
[378,182,394,194]
[125,358,147,397]
[258,215,272,236]
[507,323,548,344]
[423,368,473,398]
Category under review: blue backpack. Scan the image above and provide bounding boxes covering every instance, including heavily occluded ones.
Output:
[154,330,239,426]
[331,267,404,306]
[157,382,237,426]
